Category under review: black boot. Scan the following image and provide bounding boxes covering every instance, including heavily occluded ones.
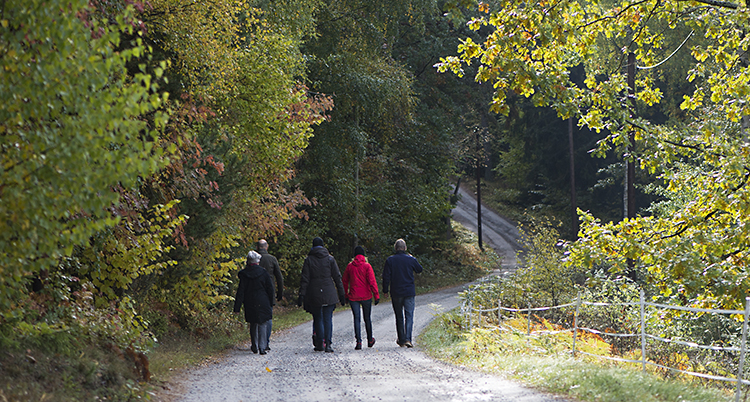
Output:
[313,335,324,351]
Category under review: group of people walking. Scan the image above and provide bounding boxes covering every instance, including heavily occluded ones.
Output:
[233,237,423,354]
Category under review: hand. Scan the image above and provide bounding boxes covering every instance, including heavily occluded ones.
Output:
[296,295,303,307]
[277,295,283,302]
[374,298,380,306]
[341,297,348,306]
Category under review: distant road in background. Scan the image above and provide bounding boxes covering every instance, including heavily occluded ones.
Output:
[451,185,521,273]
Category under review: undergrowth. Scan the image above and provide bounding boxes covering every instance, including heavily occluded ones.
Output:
[419,308,734,402]
[0,219,495,400]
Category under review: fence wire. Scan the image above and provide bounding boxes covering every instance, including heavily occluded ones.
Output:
[461,293,750,401]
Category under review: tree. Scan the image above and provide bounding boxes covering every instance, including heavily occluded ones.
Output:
[126,0,332,314]
[437,0,750,309]
[0,0,169,317]
[297,0,456,258]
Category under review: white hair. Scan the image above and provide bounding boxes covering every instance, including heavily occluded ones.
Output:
[247,250,261,263]
[394,239,407,251]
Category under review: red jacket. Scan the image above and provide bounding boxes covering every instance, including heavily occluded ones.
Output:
[342,255,380,302]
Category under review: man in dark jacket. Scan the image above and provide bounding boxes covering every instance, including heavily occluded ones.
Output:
[382,238,423,348]
[297,237,345,353]
[257,239,283,350]
[234,250,275,355]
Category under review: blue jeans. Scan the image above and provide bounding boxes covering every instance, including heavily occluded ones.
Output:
[391,296,415,344]
[311,304,336,346]
[250,320,270,352]
[350,300,373,342]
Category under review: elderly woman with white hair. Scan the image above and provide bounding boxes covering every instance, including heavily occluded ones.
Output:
[233,250,275,355]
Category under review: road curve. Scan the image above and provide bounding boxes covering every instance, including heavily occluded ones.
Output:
[157,191,567,402]
[451,186,521,273]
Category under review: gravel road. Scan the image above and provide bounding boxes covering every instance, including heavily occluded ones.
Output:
[451,186,521,273]
[157,188,571,402]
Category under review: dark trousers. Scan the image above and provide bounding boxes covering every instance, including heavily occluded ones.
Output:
[350,300,373,342]
[391,296,415,343]
[311,304,335,346]
[249,320,270,351]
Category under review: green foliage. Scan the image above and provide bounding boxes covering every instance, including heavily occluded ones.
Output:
[76,201,186,304]
[0,0,168,318]
[438,0,750,311]
[421,308,733,401]
[128,0,332,330]
[298,0,458,259]
[463,216,584,310]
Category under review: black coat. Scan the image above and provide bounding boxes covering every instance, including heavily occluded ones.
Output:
[299,246,345,310]
[233,263,274,324]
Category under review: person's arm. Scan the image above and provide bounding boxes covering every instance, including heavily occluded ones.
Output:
[233,274,246,313]
[413,258,423,274]
[382,259,391,294]
[273,258,284,301]
[330,257,346,304]
[264,273,275,306]
[366,263,379,301]
[298,258,310,306]
[342,264,351,298]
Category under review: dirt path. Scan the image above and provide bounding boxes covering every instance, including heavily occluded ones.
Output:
[156,190,570,402]
[163,285,566,402]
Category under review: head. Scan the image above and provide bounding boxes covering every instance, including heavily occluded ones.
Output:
[257,239,269,251]
[394,239,407,252]
[312,237,324,247]
[247,250,261,264]
[354,245,366,256]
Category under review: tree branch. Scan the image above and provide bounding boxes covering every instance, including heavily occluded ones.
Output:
[677,0,739,9]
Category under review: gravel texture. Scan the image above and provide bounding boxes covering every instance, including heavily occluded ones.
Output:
[156,186,572,402]
[161,286,569,402]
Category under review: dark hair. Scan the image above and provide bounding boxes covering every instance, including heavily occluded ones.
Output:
[312,237,324,247]
[354,245,366,256]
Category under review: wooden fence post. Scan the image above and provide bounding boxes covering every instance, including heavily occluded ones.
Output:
[527,302,532,335]
[468,301,473,330]
[498,299,502,333]
[573,292,581,358]
[735,297,750,402]
[640,289,646,372]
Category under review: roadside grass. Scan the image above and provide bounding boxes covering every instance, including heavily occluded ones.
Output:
[419,309,735,402]
[0,333,144,401]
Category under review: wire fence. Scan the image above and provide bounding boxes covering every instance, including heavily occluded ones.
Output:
[460,291,750,402]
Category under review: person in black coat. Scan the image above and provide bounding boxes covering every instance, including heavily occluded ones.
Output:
[297,237,345,353]
[234,250,275,355]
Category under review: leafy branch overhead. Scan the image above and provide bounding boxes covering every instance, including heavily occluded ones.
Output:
[438,0,750,310]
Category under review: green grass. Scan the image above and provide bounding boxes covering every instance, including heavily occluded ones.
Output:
[0,336,144,402]
[418,310,735,402]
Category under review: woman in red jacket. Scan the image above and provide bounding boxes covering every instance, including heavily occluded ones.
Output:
[342,246,380,350]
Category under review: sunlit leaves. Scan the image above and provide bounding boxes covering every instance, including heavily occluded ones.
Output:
[440,0,750,310]
[0,0,167,316]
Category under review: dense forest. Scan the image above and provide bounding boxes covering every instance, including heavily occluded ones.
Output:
[3,0,750,398]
